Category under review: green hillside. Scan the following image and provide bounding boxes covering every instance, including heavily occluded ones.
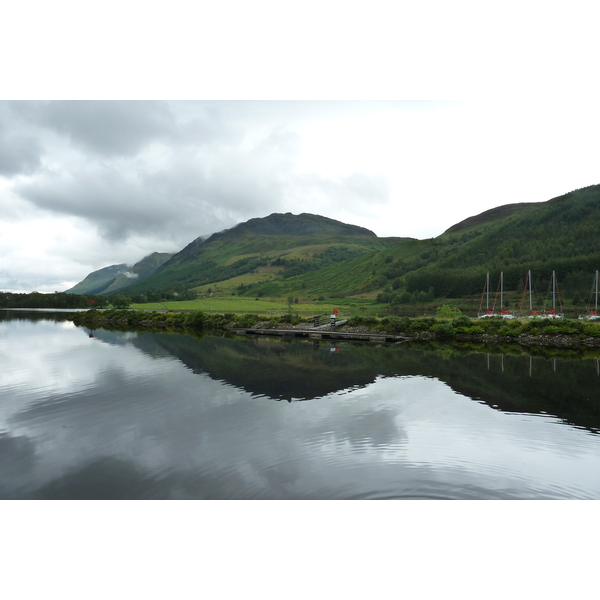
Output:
[122,213,400,297]
[373,184,600,307]
[234,184,600,305]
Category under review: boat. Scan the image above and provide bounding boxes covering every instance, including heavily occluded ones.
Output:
[543,271,564,319]
[477,273,495,318]
[521,270,563,319]
[497,271,515,319]
[478,272,514,319]
[579,270,600,320]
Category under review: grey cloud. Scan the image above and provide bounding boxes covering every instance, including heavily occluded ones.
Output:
[0,132,42,176]
[15,124,306,244]
[12,100,175,157]
[169,101,242,147]
[0,106,43,176]
[291,171,390,215]
[15,162,215,243]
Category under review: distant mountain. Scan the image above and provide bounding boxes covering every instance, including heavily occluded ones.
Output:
[66,263,128,295]
[66,252,173,295]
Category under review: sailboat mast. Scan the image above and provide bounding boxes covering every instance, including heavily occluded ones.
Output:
[486,272,490,312]
[552,270,556,311]
[596,270,599,313]
[500,272,504,311]
[529,270,532,312]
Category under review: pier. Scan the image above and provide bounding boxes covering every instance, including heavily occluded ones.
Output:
[231,321,408,344]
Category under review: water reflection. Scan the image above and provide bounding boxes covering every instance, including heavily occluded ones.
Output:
[1,313,600,499]
[103,329,600,434]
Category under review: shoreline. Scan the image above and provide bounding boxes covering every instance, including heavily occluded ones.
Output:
[70,309,600,349]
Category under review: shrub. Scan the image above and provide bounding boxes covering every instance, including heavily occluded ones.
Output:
[348,315,380,326]
[436,305,462,319]
[455,325,484,335]
[185,311,206,328]
[431,322,455,337]
[544,325,561,335]
[380,316,410,334]
[407,318,436,332]
[582,324,600,337]
[452,315,472,327]
[498,324,521,337]
[233,314,260,328]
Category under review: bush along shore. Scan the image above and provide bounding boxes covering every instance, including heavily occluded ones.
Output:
[70,310,600,348]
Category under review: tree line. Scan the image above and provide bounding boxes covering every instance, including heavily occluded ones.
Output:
[0,291,108,309]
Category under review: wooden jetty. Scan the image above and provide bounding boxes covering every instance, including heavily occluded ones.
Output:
[231,321,408,344]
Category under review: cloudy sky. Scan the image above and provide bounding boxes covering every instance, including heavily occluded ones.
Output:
[2,3,599,293]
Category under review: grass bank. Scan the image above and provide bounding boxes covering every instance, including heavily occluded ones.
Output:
[131,297,367,317]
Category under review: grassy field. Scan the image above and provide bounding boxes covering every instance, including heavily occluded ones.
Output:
[130,297,358,316]
[129,294,453,318]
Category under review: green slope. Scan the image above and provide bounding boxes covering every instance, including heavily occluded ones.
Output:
[122,213,398,296]
[383,184,600,302]
[244,184,600,302]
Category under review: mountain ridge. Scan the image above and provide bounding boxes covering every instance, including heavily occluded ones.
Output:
[65,185,600,303]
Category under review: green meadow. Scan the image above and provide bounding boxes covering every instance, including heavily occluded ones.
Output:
[130,297,357,316]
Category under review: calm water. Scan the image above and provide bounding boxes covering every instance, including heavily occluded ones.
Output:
[1,310,600,499]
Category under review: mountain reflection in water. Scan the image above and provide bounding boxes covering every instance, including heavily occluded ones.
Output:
[1,312,600,499]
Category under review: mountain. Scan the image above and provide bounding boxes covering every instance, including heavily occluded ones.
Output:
[242,184,600,301]
[66,252,173,295]
[121,212,401,296]
[66,263,128,295]
[68,185,600,303]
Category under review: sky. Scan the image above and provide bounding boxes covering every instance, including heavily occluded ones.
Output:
[2,2,599,293]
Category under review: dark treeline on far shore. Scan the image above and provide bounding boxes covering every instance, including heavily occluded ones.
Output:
[0,290,194,310]
[0,291,109,309]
